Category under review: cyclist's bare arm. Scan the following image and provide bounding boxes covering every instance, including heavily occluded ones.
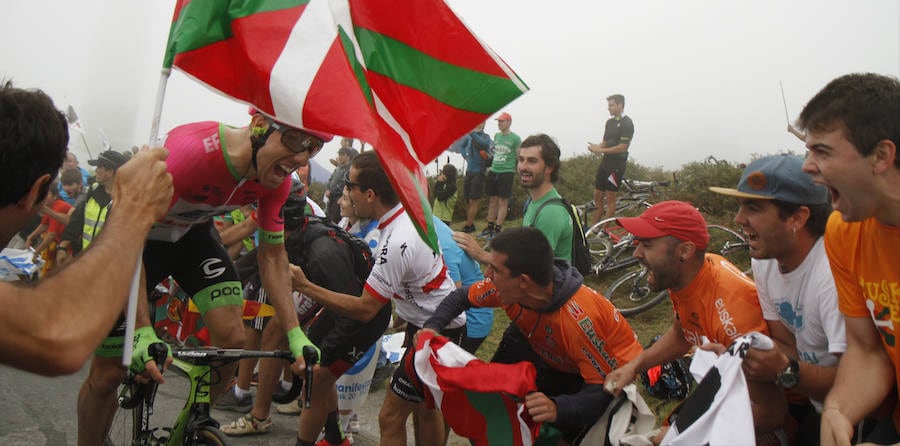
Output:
[0,147,173,376]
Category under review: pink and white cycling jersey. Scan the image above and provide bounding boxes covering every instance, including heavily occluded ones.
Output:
[364,204,465,329]
[148,121,289,243]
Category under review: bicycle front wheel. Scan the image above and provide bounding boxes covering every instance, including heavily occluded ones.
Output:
[604,267,669,317]
[195,426,232,446]
[107,380,145,446]
[706,225,751,274]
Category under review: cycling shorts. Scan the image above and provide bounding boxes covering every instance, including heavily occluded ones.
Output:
[595,156,627,192]
[390,322,465,403]
[96,221,243,357]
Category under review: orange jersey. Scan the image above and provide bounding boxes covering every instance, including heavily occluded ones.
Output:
[670,254,768,346]
[467,280,642,384]
[825,213,900,427]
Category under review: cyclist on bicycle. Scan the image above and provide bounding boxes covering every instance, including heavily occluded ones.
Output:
[76,109,329,445]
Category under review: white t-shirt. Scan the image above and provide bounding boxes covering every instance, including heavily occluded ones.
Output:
[752,237,846,409]
[364,204,465,329]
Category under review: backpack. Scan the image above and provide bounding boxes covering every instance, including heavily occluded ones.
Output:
[531,197,593,276]
[640,335,693,400]
[285,215,374,288]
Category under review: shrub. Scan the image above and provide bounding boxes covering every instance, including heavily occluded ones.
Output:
[669,156,743,218]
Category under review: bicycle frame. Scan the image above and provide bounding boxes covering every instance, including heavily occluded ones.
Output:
[115,348,302,446]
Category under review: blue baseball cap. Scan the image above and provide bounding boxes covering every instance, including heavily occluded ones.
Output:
[709,154,828,205]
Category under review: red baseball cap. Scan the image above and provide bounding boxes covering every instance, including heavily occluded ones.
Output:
[495,112,512,122]
[616,201,709,251]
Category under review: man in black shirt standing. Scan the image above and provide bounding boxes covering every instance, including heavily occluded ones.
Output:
[588,94,634,226]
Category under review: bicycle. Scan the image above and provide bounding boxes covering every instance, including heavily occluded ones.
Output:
[108,343,315,446]
[575,178,670,224]
[603,224,752,317]
[706,224,751,274]
[582,217,640,276]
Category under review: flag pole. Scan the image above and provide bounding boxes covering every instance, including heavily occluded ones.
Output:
[779,81,791,125]
[79,133,94,160]
[121,67,172,368]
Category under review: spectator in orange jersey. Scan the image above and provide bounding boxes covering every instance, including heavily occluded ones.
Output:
[421,227,642,445]
[799,72,900,446]
[605,201,789,445]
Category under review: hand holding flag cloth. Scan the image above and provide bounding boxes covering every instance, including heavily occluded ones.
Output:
[414,331,542,446]
[163,0,528,251]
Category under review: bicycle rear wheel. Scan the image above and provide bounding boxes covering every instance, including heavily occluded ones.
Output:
[604,267,670,317]
[706,225,751,274]
[195,426,232,446]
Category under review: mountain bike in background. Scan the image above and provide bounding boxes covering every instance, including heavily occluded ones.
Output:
[706,224,751,274]
[575,178,670,224]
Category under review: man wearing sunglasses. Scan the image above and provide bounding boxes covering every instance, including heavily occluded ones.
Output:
[76,109,331,445]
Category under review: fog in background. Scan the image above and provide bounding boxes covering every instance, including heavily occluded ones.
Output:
[2,0,897,178]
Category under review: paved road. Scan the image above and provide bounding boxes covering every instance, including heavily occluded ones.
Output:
[0,364,467,445]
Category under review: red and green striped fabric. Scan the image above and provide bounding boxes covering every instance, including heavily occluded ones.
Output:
[164,0,527,251]
[415,332,543,446]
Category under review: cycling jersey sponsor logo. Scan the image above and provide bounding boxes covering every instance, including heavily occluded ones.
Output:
[201,258,226,279]
[577,317,618,370]
[474,285,497,304]
[566,301,585,319]
[581,347,605,376]
[715,297,740,340]
[203,133,220,153]
[209,284,241,301]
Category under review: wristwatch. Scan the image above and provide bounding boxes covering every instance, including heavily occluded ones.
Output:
[775,357,800,389]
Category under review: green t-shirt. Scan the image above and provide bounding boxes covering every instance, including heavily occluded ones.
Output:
[523,188,573,262]
[490,132,521,173]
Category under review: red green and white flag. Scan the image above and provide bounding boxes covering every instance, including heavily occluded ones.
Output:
[414,331,543,446]
[163,0,527,251]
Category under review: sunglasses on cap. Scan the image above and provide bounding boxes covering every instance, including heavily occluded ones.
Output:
[267,120,324,158]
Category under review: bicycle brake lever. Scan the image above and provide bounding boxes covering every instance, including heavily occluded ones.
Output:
[145,342,168,415]
[302,345,319,408]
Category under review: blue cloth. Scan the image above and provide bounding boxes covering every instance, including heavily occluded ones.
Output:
[460,130,492,174]
[432,216,493,338]
[57,167,90,205]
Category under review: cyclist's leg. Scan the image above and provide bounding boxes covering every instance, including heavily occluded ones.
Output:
[170,222,246,404]
[77,318,127,446]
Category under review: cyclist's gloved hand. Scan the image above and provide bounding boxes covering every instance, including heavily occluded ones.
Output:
[130,326,172,377]
[287,326,320,369]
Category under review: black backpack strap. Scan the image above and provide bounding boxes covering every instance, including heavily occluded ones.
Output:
[529,197,568,227]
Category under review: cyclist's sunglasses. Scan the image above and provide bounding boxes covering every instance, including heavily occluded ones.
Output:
[267,120,324,158]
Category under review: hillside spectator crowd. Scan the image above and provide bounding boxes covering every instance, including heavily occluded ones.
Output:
[1,71,897,446]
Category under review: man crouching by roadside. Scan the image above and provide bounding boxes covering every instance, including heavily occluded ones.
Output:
[419,227,642,445]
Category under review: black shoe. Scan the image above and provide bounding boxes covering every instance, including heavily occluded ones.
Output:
[479,224,495,237]
[461,224,476,233]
